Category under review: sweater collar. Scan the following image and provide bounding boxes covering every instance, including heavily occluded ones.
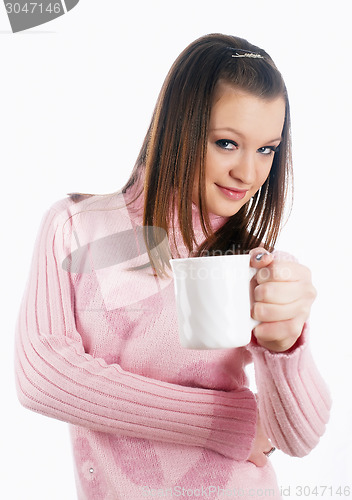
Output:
[123,182,228,233]
[191,200,229,233]
[122,178,229,259]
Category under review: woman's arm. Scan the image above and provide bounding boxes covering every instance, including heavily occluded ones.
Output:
[14,199,257,460]
[247,249,332,457]
[248,324,331,457]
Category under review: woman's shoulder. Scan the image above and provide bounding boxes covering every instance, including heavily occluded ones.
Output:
[39,190,141,247]
[45,190,132,223]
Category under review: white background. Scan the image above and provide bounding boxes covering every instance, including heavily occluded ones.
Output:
[1,1,351,498]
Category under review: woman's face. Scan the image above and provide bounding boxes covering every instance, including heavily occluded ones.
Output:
[192,82,286,218]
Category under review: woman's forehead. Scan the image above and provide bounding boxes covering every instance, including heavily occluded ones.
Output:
[209,84,285,141]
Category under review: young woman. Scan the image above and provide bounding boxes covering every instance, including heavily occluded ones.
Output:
[15,33,331,499]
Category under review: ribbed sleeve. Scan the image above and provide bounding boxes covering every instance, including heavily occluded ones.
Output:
[247,324,331,457]
[14,200,257,461]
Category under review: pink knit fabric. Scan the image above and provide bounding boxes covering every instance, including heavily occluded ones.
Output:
[14,182,331,499]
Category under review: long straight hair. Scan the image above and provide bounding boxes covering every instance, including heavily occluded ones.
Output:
[122,33,293,278]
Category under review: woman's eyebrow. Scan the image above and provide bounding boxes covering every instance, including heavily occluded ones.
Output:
[209,127,282,143]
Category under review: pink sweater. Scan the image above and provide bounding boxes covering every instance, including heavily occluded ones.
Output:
[15,182,331,500]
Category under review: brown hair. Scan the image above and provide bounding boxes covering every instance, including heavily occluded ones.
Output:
[122,33,293,278]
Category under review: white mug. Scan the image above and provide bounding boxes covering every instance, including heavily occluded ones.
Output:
[169,254,259,349]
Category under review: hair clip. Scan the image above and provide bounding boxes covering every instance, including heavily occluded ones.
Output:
[227,47,264,59]
[231,52,264,59]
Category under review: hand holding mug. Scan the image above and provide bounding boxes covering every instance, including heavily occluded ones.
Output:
[249,248,317,352]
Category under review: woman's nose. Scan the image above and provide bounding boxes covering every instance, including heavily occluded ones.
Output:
[229,151,256,186]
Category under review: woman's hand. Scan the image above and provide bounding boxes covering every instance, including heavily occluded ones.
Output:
[247,411,273,467]
[249,248,317,353]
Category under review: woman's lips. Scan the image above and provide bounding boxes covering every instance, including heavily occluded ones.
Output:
[216,184,248,200]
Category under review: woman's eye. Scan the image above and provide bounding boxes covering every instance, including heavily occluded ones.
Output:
[258,145,280,155]
[215,139,237,150]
